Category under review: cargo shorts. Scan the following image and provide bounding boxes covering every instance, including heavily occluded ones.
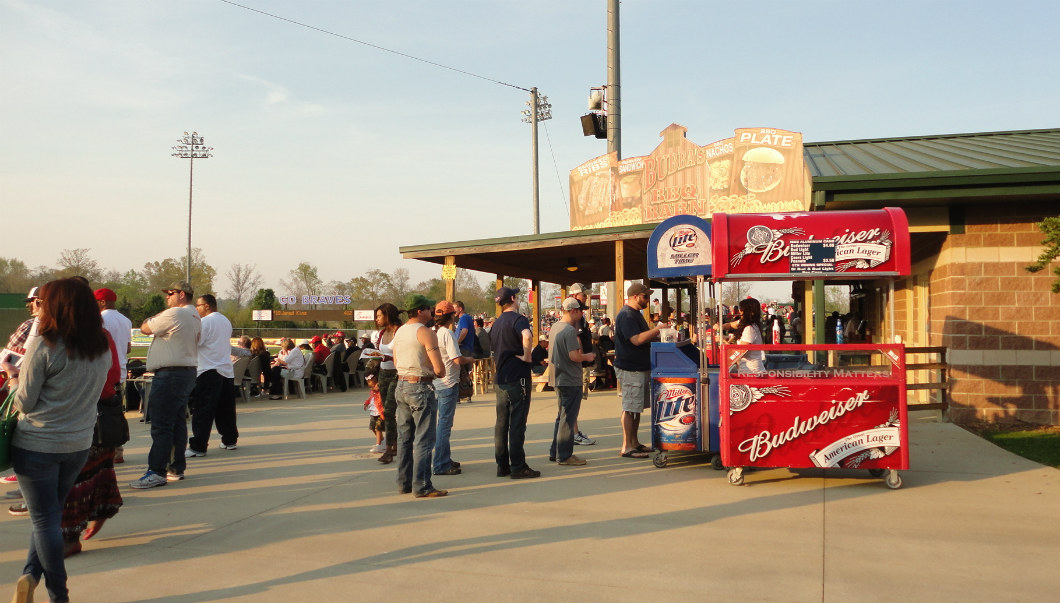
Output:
[616,368,650,414]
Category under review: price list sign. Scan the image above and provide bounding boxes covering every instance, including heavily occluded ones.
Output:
[789,239,836,274]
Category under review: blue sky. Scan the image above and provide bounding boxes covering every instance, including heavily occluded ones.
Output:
[2,0,1057,300]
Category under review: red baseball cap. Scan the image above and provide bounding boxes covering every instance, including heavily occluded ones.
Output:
[311,336,322,344]
[94,288,117,302]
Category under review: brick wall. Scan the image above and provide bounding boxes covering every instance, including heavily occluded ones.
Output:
[930,201,1059,425]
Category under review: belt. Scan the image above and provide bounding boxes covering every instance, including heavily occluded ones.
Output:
[398,375,431,383]
[154,366,196,373]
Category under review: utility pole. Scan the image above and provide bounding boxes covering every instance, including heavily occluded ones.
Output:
[522,88,552,235]
[607,0,621,159]
[171,132,213,286]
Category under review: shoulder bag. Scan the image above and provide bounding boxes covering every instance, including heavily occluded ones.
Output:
[93,392,129,448]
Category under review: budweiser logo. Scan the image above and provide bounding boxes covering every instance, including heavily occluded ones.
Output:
[737,390,872,462]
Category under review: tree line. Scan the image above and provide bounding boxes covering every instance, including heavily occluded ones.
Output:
[0,249,523,328]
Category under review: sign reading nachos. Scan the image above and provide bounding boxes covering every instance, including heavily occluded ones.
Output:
[569,124,810,230]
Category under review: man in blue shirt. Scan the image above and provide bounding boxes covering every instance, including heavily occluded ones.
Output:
[491,287,539,479]
[454,301,476,402]
[613,282,665,459]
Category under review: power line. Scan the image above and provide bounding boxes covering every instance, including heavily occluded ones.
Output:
[541,122,569,215]
[217,0,530,92]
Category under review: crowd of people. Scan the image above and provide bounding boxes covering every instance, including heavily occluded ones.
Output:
[1,277,687,601]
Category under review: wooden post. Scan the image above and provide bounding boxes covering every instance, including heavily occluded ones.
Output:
[443,255,456,302]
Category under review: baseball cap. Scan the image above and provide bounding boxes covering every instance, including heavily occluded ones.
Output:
[568,283,588,295]
[495,286,519,305]
[434,300,456,315]
[333,330,345,339]
[163,281,193,295]
[311,336,322,344]
[402,293,434,313]
[24,286,40,303]
[94,288,117,302]
[561,297,585,312]
[626,282,653,297]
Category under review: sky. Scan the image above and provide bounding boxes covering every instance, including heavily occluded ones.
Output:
[2,0,1058,303]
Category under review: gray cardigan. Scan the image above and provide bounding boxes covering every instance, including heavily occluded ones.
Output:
[13,336,110,454]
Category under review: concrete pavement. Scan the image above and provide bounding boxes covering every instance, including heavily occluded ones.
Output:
[2,386,1057,603]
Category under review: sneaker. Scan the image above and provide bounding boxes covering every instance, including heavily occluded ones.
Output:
[185,448,206,458]
[8,502,28,516]
[219,444,238,450]
[5,488,22,499]
[1,474,17,484]
[558,454,587,466]
[414,488,449,498]
[450,461,461,469]
[574,432,596,445]
[166,472,185,482]
[130,470,167,489]
[369,444,386,453]
[509,466,541,480]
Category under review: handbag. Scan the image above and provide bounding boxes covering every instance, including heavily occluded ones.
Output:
[0,390,18,472]
[93,393,129,448]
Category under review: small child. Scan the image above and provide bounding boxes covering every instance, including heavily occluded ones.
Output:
[363,373,385,453]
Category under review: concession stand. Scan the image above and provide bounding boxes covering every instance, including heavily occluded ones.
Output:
[712,207,911,488]
[646,208,911,488]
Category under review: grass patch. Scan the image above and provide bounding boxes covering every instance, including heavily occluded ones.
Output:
[964,423,1060,469]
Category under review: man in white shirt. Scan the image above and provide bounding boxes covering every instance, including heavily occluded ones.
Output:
[131,281,201,489]
[186,294,239,457]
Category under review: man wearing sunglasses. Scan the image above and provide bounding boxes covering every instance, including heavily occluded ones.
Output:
[130,281,201,489]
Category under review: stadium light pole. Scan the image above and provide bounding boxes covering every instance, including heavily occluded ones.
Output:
[521,88,552,235]
[171,132,213,286]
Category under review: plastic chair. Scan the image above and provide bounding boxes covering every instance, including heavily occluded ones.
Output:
[345,349,363,388]
[247,355,266,397]
[312,352,336,393]
[283,366,307,400]
[232,356,251,403]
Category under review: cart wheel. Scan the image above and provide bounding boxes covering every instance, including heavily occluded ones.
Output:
[711,454,725,471]
[727,467,744,486]
[653,452,669,468]
[868,468,886,478]
[884,470,902,489]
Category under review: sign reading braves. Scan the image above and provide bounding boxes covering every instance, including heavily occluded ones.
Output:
[647,214,712,278]
[711,208,911,280]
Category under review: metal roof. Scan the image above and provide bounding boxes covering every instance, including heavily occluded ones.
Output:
[806,128,1060,189]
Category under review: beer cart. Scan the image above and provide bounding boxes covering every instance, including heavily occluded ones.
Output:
[645,215,723,469]
[711,208,911,488]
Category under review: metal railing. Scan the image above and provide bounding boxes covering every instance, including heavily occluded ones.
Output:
[905,346,949,415]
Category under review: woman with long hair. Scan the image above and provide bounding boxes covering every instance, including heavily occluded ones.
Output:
[8,278,111,603]
[734,297,765,373]
[249,336,273,395]
[374,303,402,464]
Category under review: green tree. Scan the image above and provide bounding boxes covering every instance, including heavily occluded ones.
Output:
[136,294,166,325]
[142,248,216,295]
[251,288,280,311]
[0,257,33,293]
[1026,216,1060,294]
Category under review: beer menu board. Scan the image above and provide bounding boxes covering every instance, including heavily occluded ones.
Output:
[569,124,810,230]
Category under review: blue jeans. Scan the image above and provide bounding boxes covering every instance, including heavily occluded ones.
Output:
[433,383,459,473]
[13,445,90,603]
[549,385,583,461]
[147,368,196,476]
[494,380,531,472]
[395,380,438,494]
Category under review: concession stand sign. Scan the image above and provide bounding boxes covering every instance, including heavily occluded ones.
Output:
[711,208,911,281]
[569,125,810,230]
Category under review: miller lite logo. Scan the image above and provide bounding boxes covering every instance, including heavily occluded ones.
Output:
[655,383,697,433]
[669,228,697,250]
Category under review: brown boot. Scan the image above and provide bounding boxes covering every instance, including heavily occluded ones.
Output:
[377,444,396,464]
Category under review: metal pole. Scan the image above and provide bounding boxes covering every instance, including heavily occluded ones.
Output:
[607,0,621,159]
[531,87,540,235]
[187,154,194,285]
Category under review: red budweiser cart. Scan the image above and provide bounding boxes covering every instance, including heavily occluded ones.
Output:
[712,208,911,488]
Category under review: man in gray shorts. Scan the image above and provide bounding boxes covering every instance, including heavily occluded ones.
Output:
[612,282,665,458]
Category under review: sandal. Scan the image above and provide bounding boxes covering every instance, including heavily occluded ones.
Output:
[619,450,649,458]
[634,444,653,453]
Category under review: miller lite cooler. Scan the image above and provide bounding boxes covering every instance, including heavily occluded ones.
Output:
[650,341,719,457]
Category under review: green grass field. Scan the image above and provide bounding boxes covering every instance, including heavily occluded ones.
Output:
[980,428,1060,469]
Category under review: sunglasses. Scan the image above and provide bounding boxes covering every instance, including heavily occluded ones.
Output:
[165,290,178,297]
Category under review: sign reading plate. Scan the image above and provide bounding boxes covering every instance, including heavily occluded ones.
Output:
[647,214,712,278]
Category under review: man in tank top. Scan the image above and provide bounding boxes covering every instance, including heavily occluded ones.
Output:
[391,293,446,498]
